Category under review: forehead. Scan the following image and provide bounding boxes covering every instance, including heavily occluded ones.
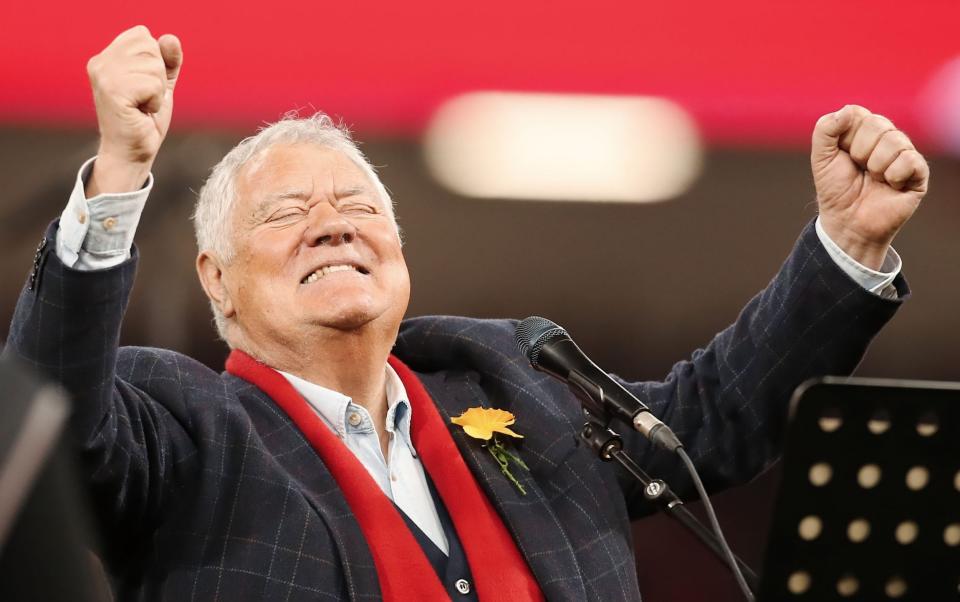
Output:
[235,143,375,205]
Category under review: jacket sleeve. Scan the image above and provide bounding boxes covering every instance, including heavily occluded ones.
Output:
[614,220,907,516]
[4,221,201,559]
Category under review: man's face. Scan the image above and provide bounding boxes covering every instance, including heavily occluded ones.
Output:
[221,143,410,346]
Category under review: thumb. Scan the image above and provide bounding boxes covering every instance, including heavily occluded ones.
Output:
[811,105,856,166]
[158,34,183,90]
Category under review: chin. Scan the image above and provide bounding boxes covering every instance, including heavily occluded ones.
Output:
[326,313,379,331]
[313,301,386,332]
[302,286,408,334]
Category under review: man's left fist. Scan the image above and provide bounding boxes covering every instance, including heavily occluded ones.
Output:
[811,105,929,270]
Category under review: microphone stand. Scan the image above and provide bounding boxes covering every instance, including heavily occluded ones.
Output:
[579,410,760,593]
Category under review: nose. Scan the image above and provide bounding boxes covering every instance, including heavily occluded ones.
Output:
[303,204,357,247]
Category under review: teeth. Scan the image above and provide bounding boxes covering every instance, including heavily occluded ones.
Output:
[302,264,358,284]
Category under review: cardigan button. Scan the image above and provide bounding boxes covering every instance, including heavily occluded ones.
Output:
[455,579,471,595]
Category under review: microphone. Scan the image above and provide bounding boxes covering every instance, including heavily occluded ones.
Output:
[516,316,682,452]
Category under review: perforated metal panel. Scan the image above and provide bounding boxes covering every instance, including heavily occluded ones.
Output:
[760,377,960,601]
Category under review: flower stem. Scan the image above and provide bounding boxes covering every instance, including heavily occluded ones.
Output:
[487,441,527,495]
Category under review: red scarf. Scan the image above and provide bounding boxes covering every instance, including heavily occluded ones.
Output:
[226,350,544,602]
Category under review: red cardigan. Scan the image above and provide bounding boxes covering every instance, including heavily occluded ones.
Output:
[226,350,544,601]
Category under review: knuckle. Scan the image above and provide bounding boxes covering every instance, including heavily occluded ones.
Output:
[877,129,902,146]
[846,105,870,124]
[898,150,916,165]
[867,114,893,131]
[889,128,909,141]
[879,130,911,153]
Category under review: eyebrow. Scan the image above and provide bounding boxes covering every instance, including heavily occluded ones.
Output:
[335,185,369,198]
[262,185,367,205]
[270,188,313,202]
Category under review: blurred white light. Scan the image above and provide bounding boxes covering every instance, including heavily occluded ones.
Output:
[423,92,702,202]
[920,55,960,157]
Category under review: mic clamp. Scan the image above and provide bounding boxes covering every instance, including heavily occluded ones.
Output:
[566,367,682,452]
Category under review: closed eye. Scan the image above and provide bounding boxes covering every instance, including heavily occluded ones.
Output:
[265,207,308,223]
[340,203,378,215]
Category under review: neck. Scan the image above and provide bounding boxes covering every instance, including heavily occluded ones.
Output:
[234,324,395,421]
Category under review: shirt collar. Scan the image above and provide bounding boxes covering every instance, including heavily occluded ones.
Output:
[277,364,416,453]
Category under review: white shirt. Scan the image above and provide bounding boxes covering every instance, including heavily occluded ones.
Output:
[278,366,449,554]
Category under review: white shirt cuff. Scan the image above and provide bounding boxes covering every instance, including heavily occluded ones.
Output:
[815,217,901,298]
[56,156,152,270]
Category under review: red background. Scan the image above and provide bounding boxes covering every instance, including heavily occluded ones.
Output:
[3,0,959,146]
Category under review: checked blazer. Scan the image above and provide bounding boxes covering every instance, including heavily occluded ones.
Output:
[5,220,905,601]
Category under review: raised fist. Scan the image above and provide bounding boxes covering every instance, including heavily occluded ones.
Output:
[85,26,182,196]
[812,105,929,270]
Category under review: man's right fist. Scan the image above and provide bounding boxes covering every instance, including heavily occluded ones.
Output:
[85,26,182,196]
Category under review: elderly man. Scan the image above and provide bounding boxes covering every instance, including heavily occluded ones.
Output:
[7,26,927,601]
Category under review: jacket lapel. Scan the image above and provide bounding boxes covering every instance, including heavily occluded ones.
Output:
[228,377,382,601]
[416,370,588,601]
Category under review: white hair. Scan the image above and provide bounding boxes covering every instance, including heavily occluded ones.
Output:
[192,112,395,340]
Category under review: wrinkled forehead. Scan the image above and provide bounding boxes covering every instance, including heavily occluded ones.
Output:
[235,142,382,206]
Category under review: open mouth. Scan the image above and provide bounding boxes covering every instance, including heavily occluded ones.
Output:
[301,264,370,284]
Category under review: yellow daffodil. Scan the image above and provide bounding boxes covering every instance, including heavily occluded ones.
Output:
[451,408,524,441]
[452,406,529,495]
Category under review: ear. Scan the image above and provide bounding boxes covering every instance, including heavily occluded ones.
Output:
[196,251,236,319]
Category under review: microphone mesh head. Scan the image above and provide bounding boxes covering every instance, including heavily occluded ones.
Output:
[515,316,569,367]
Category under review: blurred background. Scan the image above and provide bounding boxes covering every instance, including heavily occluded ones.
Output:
[2,1,959,599]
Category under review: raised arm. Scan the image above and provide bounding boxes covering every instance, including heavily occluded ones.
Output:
[5,27,197,561]
[617,106,929,507]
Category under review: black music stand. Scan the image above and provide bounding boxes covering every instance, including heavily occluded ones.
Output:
[759,377,960,601]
